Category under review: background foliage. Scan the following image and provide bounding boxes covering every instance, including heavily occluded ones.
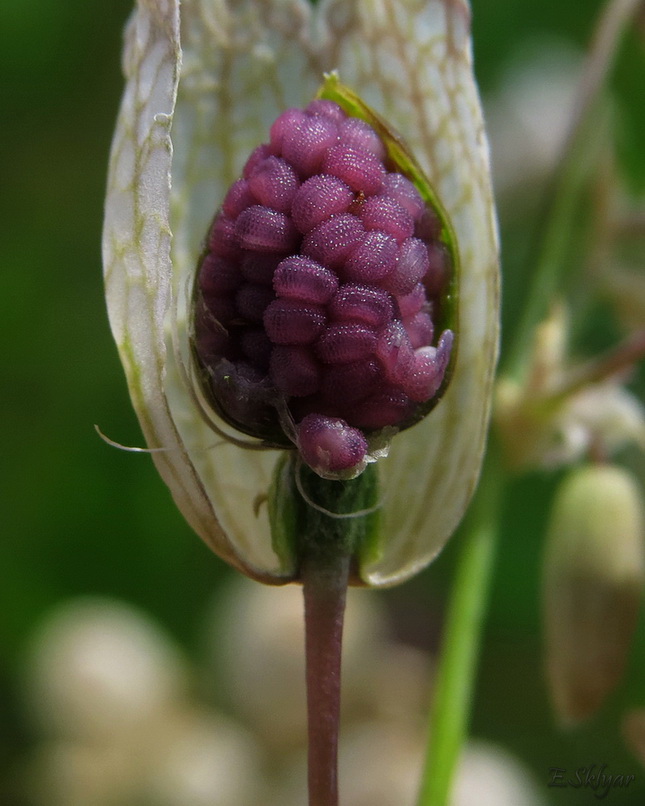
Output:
[1,0,643,802]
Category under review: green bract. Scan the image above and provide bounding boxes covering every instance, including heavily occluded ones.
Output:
[102,0,499,586]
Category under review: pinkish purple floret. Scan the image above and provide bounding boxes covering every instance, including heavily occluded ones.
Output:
[339,118,386,160]
[361,196,415,242]
[382,173,426,220]
[273,256,339,304]
[329,284,394,330]
[247,156,300,213]
[344,231,398,283]
[291,175,354,234]
[302,213,365,268]
[235,206,298,252]
[323,143,386,195]
[195,98,454,475]
[297,414,368,474]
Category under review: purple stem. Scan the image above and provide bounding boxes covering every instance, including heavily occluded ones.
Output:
[302,550,351,806]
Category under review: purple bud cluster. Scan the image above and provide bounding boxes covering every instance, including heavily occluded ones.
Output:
[195,99,453,476]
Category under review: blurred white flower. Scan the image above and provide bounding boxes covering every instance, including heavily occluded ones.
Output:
[24,598,264,806]
[25,598,186,740]
[452,741,546,806]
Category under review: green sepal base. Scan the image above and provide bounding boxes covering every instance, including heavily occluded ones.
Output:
[269,452,381,579]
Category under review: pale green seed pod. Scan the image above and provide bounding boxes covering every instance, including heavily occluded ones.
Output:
[543,464,645,725]
[102,0,499,586]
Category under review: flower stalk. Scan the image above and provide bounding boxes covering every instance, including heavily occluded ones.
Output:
[302,550,350,806]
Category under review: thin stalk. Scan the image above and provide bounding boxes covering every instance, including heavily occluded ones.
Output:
[302,549,351,806]
[416,447,504,806]
[549,328,645,401]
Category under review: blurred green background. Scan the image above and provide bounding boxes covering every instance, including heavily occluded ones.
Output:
[1,0,644,803]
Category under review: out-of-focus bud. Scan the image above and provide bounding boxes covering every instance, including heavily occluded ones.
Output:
[103,0,499,585]
[542,464,645,725]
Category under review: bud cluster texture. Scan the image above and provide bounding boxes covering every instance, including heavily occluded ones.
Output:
[194,99,454,477]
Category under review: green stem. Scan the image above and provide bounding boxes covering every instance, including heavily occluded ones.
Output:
[505,0,640,380]
[416,446,504,806]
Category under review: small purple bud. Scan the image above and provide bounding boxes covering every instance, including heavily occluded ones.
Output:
[424,242,450,297]
[414,207,443,241]
[382,237,430,295]
[381,173,426,221]
[322,143,386,195]
[338,117,386,160]
[208,214,240,259]
[344,230,399,283]
[242,144,273,178]
[375,321,415,385]
[269,109,305,153]
[281,114,340,177]
[402,330,454,402]
[316,323,377,364]
[329,284,394,330]
[297,414,368,474]
[305,99,347,124]
[222,179,256,218]
[210,360,274,429]
[349,388,414,430]
[235,205,298,252]
[361,196,415,242]
[270,345,321,397]
[263,299,327,345]
[403,348,442,402]
[302,213,364,268]
[405,311,434,349]
[273,256,339,304]
[247,156,300,213]
[396,283,427,319]
[291,175,354,234]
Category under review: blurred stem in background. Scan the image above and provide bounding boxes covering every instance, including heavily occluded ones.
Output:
[416,444,503,806]
[417,1,645,804]
[505,0,643,381]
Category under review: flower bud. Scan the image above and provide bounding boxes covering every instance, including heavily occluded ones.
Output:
[192,79,457,481]
[542,464,645,725]
[102,0,499,585]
